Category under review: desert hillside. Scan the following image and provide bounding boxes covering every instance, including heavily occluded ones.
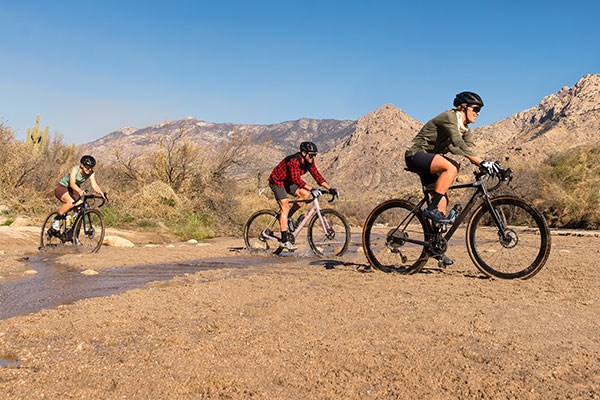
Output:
[83,74,600,199]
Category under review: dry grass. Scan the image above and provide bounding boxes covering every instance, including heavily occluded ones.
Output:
[1,121,598,233]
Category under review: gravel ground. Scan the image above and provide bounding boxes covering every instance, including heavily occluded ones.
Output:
[0,226,598,399]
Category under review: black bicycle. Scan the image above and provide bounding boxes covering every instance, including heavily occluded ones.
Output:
[40,193,107,253]
[244,189,351,256]
[362,167,551,279]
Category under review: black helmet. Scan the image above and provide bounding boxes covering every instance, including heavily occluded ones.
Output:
[80,155,96,168]
[453,91,484,108]
[300,141,318,153]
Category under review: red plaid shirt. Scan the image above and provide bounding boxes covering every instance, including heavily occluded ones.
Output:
[268,153,325,189]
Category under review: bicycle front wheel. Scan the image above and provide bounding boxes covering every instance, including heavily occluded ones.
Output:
[40,212,63,250]
[244,210,280,253]
[73,209,105,253]
[307,209,351,257]
[466,196,551,279]
[362,199,430,273]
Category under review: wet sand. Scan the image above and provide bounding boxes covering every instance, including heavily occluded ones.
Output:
[0,226,599,398]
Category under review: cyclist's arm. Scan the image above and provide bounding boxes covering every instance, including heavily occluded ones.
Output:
[69,166,85,196]
[89,173,104,195]
[465,155,483,165]
[307,164,328,190]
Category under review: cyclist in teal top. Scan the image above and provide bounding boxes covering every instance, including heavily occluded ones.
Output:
[50,155,107,233]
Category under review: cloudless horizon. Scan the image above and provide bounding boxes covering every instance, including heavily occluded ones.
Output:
[1,1,598,144]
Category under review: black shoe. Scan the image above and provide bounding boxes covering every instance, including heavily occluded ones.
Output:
[47,227,60,237]
[423,208,451,224]
[434,254,454,267]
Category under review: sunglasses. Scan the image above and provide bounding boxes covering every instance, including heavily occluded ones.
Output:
[469,106,482,113]
[306,152,317,159]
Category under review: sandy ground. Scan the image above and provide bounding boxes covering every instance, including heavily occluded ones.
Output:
[0,225,599,399]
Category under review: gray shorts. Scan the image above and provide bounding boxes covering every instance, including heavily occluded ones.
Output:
[270,183,300,201]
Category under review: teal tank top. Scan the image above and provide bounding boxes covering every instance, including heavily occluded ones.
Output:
[59,165,90,187]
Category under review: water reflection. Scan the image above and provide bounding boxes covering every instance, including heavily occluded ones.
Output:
[0,255,272,320]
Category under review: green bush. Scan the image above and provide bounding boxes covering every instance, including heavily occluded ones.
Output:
[518,145,600,229]
[170,211,214,241]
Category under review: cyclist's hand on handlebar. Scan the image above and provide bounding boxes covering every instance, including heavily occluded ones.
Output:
[311,189,322,198]
[480,160,501,176]
[329,188,339,198]
[102,192,109,201]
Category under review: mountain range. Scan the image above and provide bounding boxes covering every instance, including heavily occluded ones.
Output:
[85,74,600,195]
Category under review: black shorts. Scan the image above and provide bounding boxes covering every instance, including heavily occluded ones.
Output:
[405,152,460,187]
[269,183,300,201]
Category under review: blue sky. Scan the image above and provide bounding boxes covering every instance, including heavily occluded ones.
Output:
[1,1,598,144]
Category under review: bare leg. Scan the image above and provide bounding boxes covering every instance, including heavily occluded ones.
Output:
[58,193,77,215]
[277,198,292,233]
[429,155,458,214]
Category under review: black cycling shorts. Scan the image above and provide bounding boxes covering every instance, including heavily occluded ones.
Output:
[405,152,460,187]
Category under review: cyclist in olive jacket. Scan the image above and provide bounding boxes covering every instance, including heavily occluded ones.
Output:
[268,141,337,250]
[404,91,501,265]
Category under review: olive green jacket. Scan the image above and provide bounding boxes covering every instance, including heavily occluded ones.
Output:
[406,109,475,158]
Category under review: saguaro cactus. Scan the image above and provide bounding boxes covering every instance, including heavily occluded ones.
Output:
[26,114,49,152]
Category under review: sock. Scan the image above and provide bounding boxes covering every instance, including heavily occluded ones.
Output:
[428,192,444,210]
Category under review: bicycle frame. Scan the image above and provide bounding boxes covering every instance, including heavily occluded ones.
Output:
[259,196,328,242]
[402,173,508,248]
[59,195,104,242]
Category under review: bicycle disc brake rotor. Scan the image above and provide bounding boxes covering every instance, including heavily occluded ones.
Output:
[386,229,407,250]
[499,229,518,248]
[325,229,336,240]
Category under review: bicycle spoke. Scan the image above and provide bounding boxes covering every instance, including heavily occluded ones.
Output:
[308,209,350,256]
[73,209,105,253]
[467,197,551,279]
[362,200,429,273]
[244,210,280,253]
[40,212,64,249]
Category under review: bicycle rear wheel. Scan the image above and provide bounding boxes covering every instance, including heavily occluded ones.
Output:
[244,210,280,253]
[307,209,351,257]
[466,196,551,279]
[73,209,105,253]
[40,212,64,250]
[362,199,430,273]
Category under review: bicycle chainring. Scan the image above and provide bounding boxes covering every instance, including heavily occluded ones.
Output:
[430,236,448,256]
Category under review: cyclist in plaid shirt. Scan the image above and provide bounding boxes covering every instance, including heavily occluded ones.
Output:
[268,141,337,250]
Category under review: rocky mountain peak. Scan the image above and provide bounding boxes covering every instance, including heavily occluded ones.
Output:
[117,126,138,135]
[475,74,600,160]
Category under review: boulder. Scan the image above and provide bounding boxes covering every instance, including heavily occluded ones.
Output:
[103,235,135,248]
[10,217,35,227]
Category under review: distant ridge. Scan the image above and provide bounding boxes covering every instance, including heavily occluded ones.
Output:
[84,74,600,196]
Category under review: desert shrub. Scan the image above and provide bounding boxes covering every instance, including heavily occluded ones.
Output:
[100,128,254,238]
[0,123,75,217]
[515,145,600,229]
[171,211,214,241]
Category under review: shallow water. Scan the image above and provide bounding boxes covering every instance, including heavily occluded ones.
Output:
[0,255,277,320]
